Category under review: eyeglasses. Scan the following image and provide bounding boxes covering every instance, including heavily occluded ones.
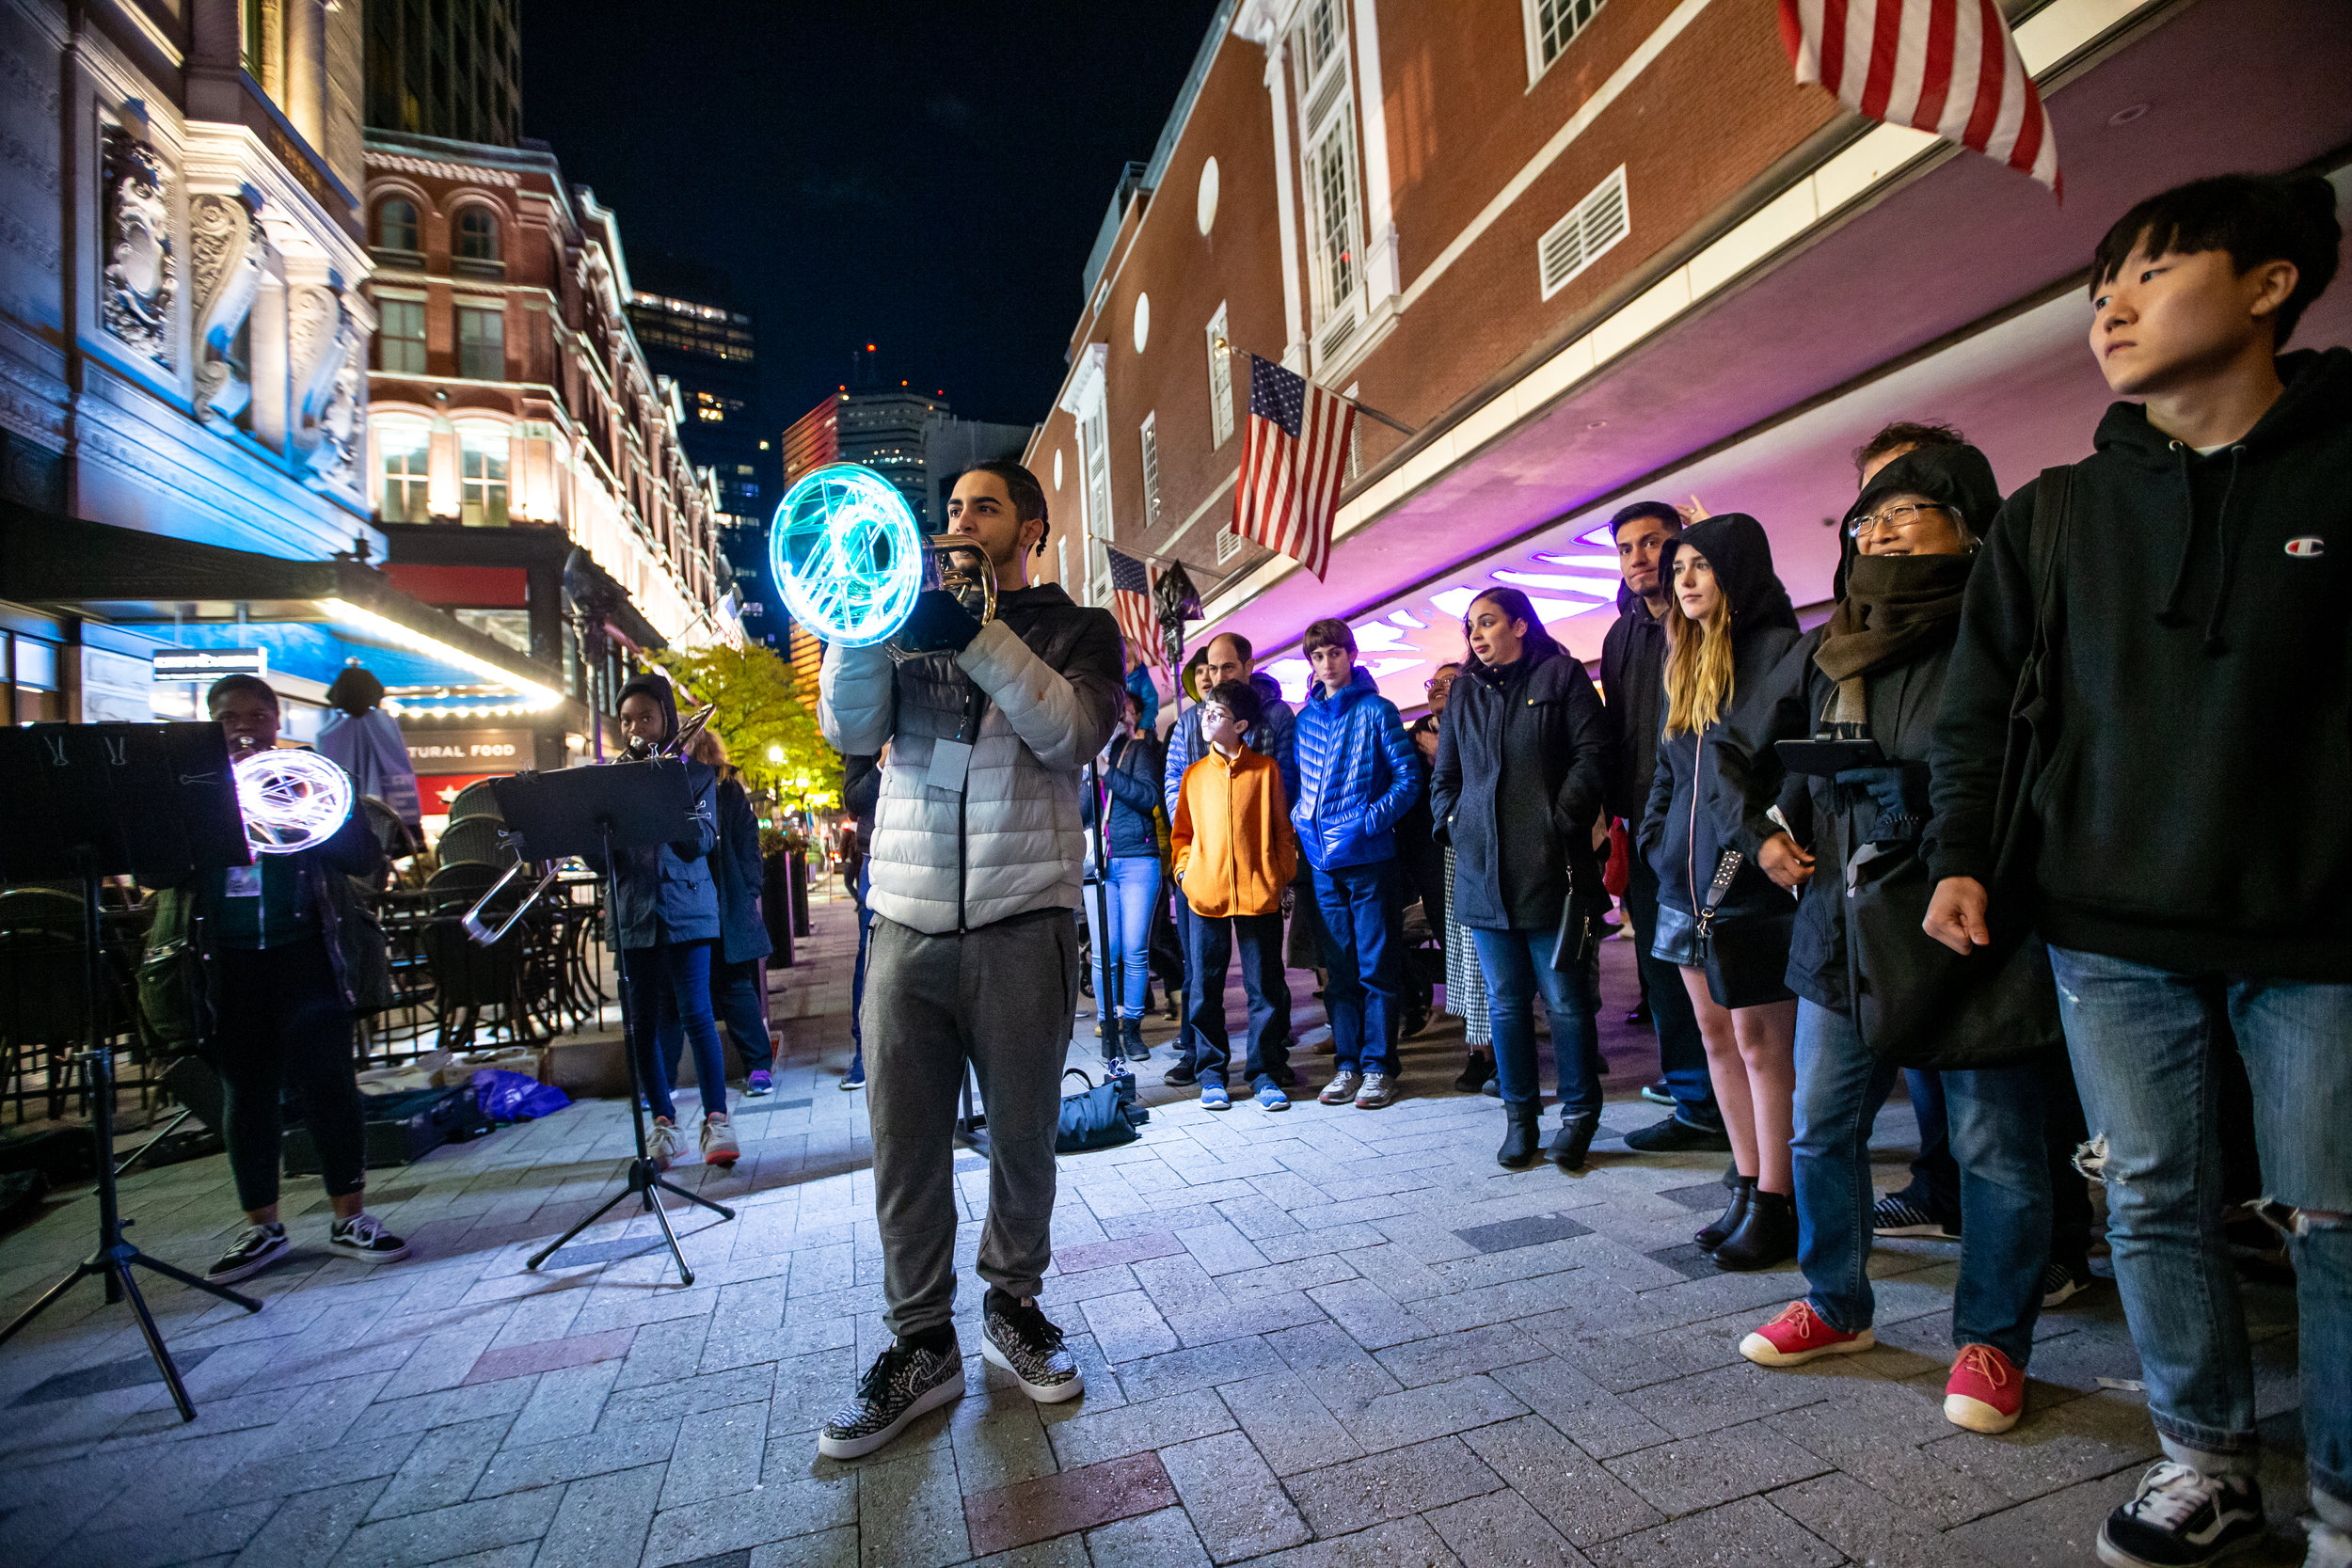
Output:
[1847,500,1953,538]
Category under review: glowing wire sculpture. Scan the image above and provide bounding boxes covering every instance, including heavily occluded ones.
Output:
[235,748,355,855]
[768,463,925,649]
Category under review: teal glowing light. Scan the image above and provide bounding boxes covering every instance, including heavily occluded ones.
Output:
[769,463,924,648]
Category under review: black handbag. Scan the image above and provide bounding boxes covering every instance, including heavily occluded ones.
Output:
[1055,1067,1146,1154]
[1693,848,1795,1009]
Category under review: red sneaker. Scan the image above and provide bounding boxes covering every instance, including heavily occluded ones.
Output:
[1944,1343,2024,1433]
[1739,1301,1876,1367]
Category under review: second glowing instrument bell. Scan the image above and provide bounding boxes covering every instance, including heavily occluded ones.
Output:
[767,462,994,657]
[234,747,354,856]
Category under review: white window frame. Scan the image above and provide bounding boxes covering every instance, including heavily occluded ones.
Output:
[378,297,427,374]
[458,428,510,527]
[1294,0,1364,358]
[378,420,430,523]
[1536,165,1630,301]
[1523,0,1608,86]
[1205,303,1233,448]
[1138,412,1161,532]
[1080,398,1113,604]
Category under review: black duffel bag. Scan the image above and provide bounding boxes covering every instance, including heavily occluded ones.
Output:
[1055,1068,1146,1154]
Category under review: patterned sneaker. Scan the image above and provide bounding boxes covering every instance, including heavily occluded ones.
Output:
[1318,1070,1360,1105]
[206,1222,290,1285]
[1740,1301,1876,1367]
[326,1212,410,1265]
[648,1117,686,1173]
[1945,1344,2025,1433]
[817,1336,965,1460]
[1199,1081,1231,1110]
[700,1115,740,1169]
[2096,1461,2265,1568]
[746,1070,774,1097]
[1871,1193,1961,1239]
[2042,1259,2099,1307]
[981,1291,1084,1403]
[1353,1071,1395,1109]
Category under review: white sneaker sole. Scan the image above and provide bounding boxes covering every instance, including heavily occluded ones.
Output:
[981,1339,1086,1404]
[1740,1326,1876,1367]
[205,1238,291,1286]
[1943,1390,2020,1433]
[816,1374,964,1460]
[327,1241,411,1266]
[2094,1521,2264,1568]
[1873,1222,1956,1239]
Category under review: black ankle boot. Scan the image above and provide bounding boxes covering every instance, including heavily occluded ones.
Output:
[1454,1051,1495,1092]
[1713,1187,1797,1272]
[1121,1018,1150,1061]
[1696,1178,1754,1249]
[1549,1112,1600,1172]
[1497,1103,1541,1168]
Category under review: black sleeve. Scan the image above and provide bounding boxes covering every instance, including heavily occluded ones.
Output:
[1597,619,1630,821]
[1710,632,1818,861]
[1640,723,1675,855]
[315,799,387,879]
[1926,483,2040,884]
[720,779,762,886]
[842,753,882,824]
[1427,697,1462,847]
[1547,666,1612,844]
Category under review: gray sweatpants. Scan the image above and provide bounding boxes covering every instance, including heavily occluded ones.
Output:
[865,908,1080,1337]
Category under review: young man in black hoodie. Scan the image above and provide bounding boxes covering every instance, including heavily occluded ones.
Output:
[1926,173,2348,1568]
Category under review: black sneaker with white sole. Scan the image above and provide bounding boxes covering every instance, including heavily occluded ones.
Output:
[2042,1259,2099,1307]
[1871,1193,1962,1239]
[207,1222,290,1285]
[326,1212,411,1264]
[818,1336,964,1459]
[2096,1461,2265,1567]
[981,1290,1084,1403]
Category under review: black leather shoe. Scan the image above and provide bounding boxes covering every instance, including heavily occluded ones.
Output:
[1497,1104,1542,1168]
[1697,1178,1754,1249]
[1121,1018,1151,1061]
[1623,1115,1734,1154]
[1549,1112,1600,1172]
[1714,1188,1798,1272]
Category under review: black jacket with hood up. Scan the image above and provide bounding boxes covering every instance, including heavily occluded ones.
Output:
[1927,347,2352,980]
[1639,514,1804,920]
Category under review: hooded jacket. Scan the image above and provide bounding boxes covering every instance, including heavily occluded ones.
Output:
[1292,666,1422,871]
[1430,641,1611,930]
[1928,346,2352,980]
[1172,741,1298,918]
[819,581,1124,935]
[1163,670,1296,816]
[1710,445,2000,1010]
[712,771,771,966]
[1639,514,1804,919]
[602,673,722,948]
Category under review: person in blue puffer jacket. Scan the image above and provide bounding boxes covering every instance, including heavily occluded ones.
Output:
[1291,618,1422,1109]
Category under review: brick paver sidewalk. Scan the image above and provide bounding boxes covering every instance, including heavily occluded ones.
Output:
[0,889,2308,1566]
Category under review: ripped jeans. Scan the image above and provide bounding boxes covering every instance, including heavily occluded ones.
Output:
[2047,946,2352,1523]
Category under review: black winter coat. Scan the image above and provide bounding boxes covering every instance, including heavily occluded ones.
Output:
[1430,643,1611,931]
[1599,588,1671,822]
[713,773,771,966]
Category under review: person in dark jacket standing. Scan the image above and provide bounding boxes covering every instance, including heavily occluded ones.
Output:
[1082,689,1164,1066]
[1293,620,1422,1110]
[1430,589,1611,1170]
[1707,441,2052,1439]
[606,673,736,1173]
[190,675,409,1286]
[1639,515,1804,1271]
[1925,174,2350,1568]
[1601,500,1729,1154]
[659,728,776,1099]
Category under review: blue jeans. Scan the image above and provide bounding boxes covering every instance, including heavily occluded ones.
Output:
[660,955,771,1082]
[1311,861,1406,1073]
[623,937,726,1121]
[1184,911,1288,1089]
[1790,999,2049,1366]
[1470,925,1603,1118]
[2048,946,2352,1516]
[1082,855,1161,1024]
[1624,856,1721,1128]
[848,858,873,1080]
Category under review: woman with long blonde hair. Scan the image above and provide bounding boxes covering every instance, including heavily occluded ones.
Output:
[1638,515,1803,1269]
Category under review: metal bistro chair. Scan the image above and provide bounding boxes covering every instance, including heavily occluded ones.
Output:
[436,815,518,872]
[445,779,504,825]
[420,862,536,1052]
[0,886,134,1123]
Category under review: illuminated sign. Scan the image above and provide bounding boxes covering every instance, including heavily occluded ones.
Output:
[152,647,267,682]
[405,728,531,774]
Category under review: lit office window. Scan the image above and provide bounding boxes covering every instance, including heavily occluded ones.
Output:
[380,424,430,522]
[460,432,509,527]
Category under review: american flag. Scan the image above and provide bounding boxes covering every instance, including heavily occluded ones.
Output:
[1106,546,1163,673]
[1778,0,2059,197]
[1232,353,1358,581]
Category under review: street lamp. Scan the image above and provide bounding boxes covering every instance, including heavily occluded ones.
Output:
[766,744,785,764]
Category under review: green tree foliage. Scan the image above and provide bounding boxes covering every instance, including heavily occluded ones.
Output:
[649,641,842,815]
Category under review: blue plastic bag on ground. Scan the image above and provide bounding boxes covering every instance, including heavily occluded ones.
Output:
[473,1069,570,1124]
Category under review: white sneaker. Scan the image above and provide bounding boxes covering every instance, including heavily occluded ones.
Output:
[2304,1519,2352,1568]
[700,1115,740,1169]
[648,1117,686,1172]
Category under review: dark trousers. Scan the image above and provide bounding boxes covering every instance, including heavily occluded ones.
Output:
[1184,911,1290,1089]
[1311,860,1406,1073]
[623,936,726,1121]
[213,938,366,1212]
[1622,856,1722,1129]
[660,955,773,1083]
[1148,876,1185,1008]
[849,857,874,1076]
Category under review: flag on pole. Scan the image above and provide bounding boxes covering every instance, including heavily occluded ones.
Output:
[1106,546,1164,673]
[1777,0,2060,197]
[1232,353,1358,581]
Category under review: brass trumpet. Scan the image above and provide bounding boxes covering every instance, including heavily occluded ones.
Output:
[459,701,722,945]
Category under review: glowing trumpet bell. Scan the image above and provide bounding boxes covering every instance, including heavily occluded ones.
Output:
[769,463,924,649]
[236,748,355,855]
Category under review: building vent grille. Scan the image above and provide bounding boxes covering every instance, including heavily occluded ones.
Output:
[1537,166,1629,301]
[1216,523,1244,563]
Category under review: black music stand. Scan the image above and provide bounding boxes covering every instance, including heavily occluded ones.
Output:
[496,760,735,1286]
[0,723,266,1422]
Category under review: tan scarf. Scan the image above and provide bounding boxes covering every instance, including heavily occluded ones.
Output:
[1812,553,1973,726]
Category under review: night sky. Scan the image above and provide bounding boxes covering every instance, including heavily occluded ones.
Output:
[520,0,1222,434]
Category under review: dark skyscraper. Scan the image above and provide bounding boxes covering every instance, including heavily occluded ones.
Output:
[365,0,524,146]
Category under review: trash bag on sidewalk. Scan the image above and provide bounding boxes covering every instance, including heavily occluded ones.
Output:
[474,1069,571,1124]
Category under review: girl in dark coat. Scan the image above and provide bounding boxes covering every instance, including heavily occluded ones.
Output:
[1639,515,1803,1268]
[659,728,778,1099]
[1083,689,1166,1065]
[1431,590,1612,1170]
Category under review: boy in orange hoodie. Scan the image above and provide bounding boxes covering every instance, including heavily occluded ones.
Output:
[1172,681,1300,1111]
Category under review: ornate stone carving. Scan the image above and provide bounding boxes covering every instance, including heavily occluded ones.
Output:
[100,126,173,366]
[188,193,265,422]
[291,284,363,489]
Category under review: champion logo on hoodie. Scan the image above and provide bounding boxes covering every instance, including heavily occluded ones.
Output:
[2284,536,2325,558]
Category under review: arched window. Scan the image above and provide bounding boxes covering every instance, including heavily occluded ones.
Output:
[455,207,500,262]
[376,198,419,252]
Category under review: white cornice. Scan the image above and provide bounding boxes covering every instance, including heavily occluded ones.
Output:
[365,152,521,187]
